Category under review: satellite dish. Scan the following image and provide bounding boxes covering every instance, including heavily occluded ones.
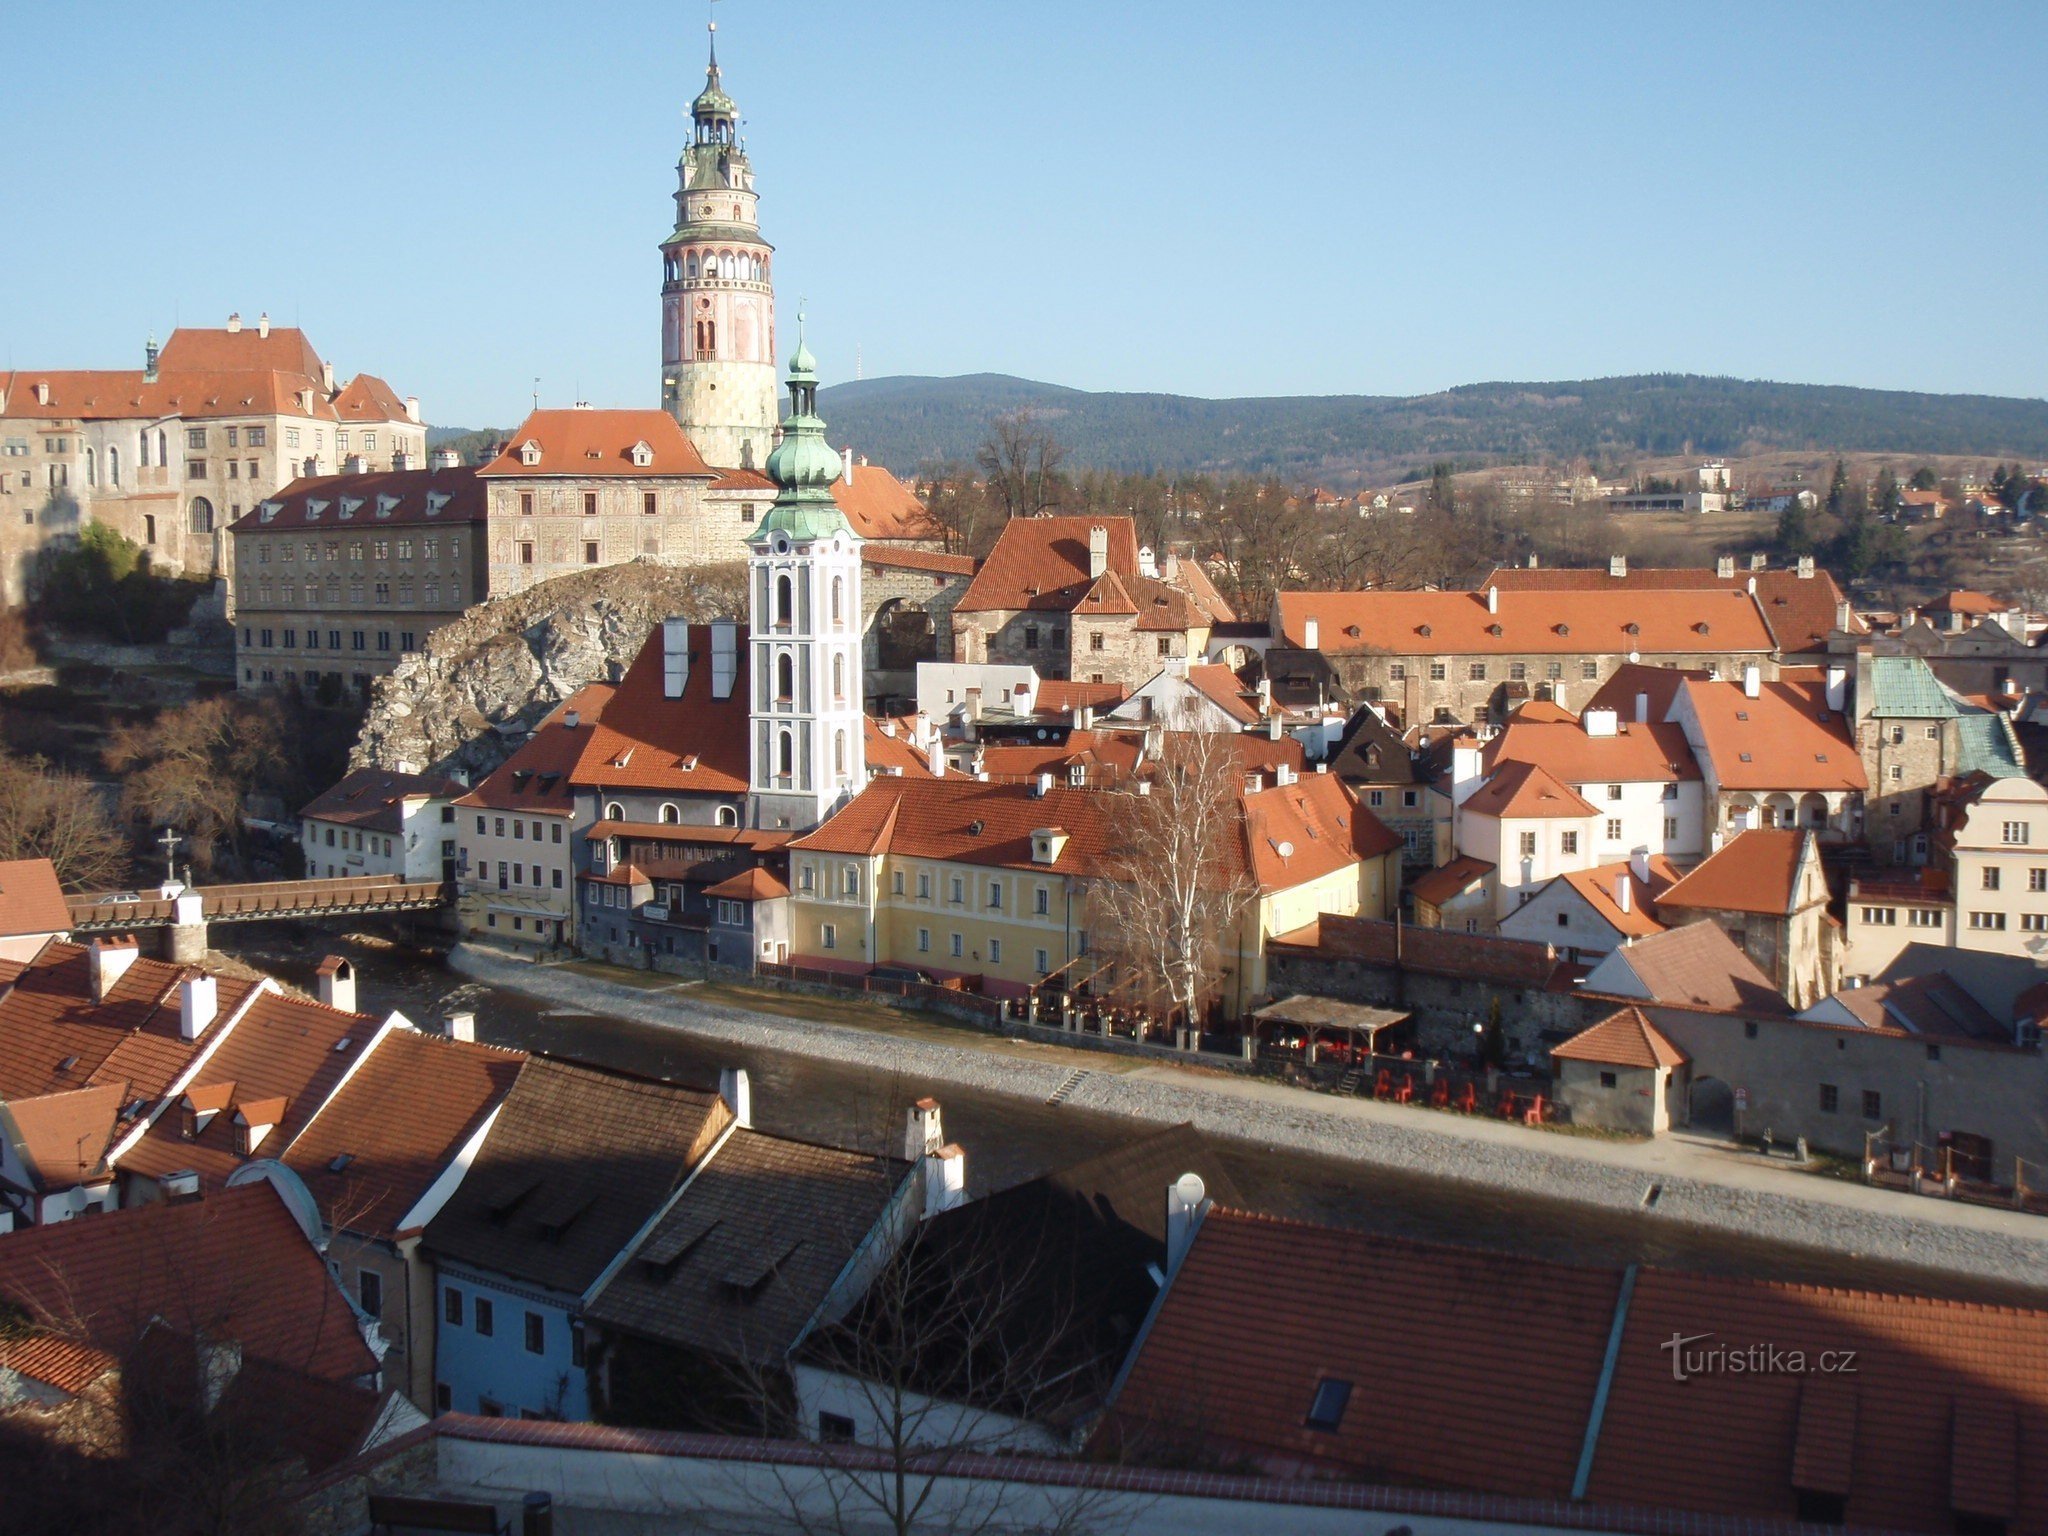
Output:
[226,1159,327,1249]
[1172,1172,1206,1209]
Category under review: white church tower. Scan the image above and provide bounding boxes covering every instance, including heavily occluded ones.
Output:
[747,327,865,832]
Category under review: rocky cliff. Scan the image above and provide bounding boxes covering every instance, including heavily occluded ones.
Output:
[350,560,747,779]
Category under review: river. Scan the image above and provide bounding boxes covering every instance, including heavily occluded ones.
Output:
[217,926,2048,1309]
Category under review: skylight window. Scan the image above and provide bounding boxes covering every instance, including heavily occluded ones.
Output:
[1305,1377,1353,1432]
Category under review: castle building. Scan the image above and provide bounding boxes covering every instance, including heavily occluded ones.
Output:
[659,24,779,473]
[747,332,866,832]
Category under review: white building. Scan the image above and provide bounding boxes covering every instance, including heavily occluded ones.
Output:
[298,767,465,882]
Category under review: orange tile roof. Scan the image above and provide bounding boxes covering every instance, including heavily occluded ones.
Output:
[298,765,466,832]
[701,867,790,902]
[0,858,71,933]
[1484,563,1865,648]
[829,462,936,541]
[1657,828,1811,916]
[1183,664,1263,725]
[117,989,381,1190]
[1036,678,1128,712]
[154,324,324,377]
[1590,921,1791,1015]
[1408,854,1493,907]
[231,466,484,534]
[329,371,409,423]
[1461,760,1599,820]
[1552,1005,1689,1068]
[861,544,976,577]
[0,941,256,1103]
[1584,661,1709,723]
[1555,856,1683,938]
[1677,677,1867,792]
[1928,589,2007,616]
[456,685,616,814]
[1513,698,1577,723]
[479,408,715,480]
[954,516,1141,614]
[979,730,1144,784]
[1,1082,125,1189]
[1487,715,1699,784]
[864,717,940,778]
[566,627,751,795]
[284,1027,525,1239]
[1278,587,1775,656]
[707,465,775,492]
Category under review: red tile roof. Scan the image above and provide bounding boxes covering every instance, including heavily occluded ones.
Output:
[298,765,466,832]
[1,1082,125,1189]
[154,324,324,378]
[1408,854,1494,907]
[861,544,976,577]
[829,462,936,541]
[1277,587,1775,656]
[0,858,71,932]
[1588,921,1791,1015]
[1552,1005,1689,1068]
[955,516,1142,615]
[566,627,751,795]
[1677,677,1866,793]
[231,467,485,534]
[1549,856,1681,938]
[1584,661,1709,724]
[1461,760,1599,820]
[701,867,790,902]
[284,1027,525,1239]
[1183,663,1264,725]
[1486,716,1699,784]
[1927,589,2007,617]
[479,409,715,480]
[456,685,616,814]
[1036,678,1129,712]
[864,717,940,778]
[978,730,1144,784]
[1657,829,1812,916]
[1484,563,1865,649]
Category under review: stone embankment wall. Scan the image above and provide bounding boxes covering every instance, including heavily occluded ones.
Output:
[350,560,746,780]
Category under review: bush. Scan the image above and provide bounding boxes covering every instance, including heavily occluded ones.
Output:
[32,523,211,643]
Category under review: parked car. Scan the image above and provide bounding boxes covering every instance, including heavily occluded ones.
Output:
[103,892,142,905]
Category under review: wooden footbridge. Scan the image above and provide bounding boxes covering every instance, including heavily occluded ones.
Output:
[68,874,447,932]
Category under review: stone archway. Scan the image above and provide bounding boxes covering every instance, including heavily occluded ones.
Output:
[1688,1075,1735,1135]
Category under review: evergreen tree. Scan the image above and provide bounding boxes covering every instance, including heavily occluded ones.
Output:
[1824,459,1851,520]
[1776,495,1817,556]
[1909,465,1940,491]
[1427,461,1458,517]
[1874,467,1902,522]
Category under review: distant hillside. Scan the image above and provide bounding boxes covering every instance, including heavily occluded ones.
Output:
[817,373,2048,485]
[425,425,508,465]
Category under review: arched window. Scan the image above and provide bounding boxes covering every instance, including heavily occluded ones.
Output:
[777,730,794,778]
[776,651,795,701]
[83,448,95,487]
[156,429,167,466]
[716,804,738,828]
[775,573,792,626]
[107,446,120,486]
[830,575,844,627]
[605,801,624,822]
[832,653,845,701]
[686,252,698,279]
[188,498,214,534]
[659,803,680,825]
[139,429,150,468]
[834,728,847,776]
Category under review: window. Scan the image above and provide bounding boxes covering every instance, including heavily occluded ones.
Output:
[186,428,206,450]
[1035,948,1050,974]
[1368,789,1385,807]
[1034,885,1050,915]
[2005,821,2032,845]
[1582,661,1599,680]
[1909,907,1942,928]
[1818,1084,1839,1114]
[1089,631,1105,652]
[642,491,657,515]
[1468,662,1487,681]
[1545,662,1562,680]
[436,1383,452,1412]
[1862,1090,1882,1120]
[2024,914,2048,932]
[1861,907,1897,926]
[950,876,964,905]
[359,1270,384,1318]
[1518,831,1537,857]
[1157,637,1172,657]
[987,880,1002,910]
[444,1287,463,1327]
[520,491,534,516]
[950,932,964,958]
[1599,1070,1618,1089]
[1426,660,1446,681]
[1304,1377,1353,1432]
[1970,910,2008,931]
[525,1312,545,1355]
[988,938,1002,964]
[519,541,535,565]
[1024,625,1039,651]
[917,928,931,953]
[821,922,837,949]
[584,541,600,564]
[1663,816,1678,840]
[474,1297,494,1337]
[1984,868,2001,892]
[1509,662,1526,682]
[248,427,266,447]
[918,872,932,899]
[1560,831,1578,855]
[819,1412,857,1444]
[1605,818,1623,840]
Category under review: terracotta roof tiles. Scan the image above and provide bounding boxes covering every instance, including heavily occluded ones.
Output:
[1551,1006,1689,1069]
[298,765,466,833]
[1278,587,1775,656]
[1461,760,1599,820]
[230,467,485,535]
[1657,828,1811,916]
[456,685,616,814]
[954,516,1142,615]
[479,409,715,480]
[1677,677,1866,793]
[1484,562,1865,648]
[828,462,936,542]
[0,858,72,935]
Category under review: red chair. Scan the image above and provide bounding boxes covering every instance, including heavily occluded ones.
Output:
[1394,1074,1415,1104]
[1372,1068,1393,1100]
[1455,1082,1477,1115]
[1523,1094,1547,1126]
[1497,1090,1519,1119]
[1429,1077,1450,1108]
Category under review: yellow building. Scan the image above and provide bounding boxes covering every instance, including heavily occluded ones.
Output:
[785,766,1401,1018]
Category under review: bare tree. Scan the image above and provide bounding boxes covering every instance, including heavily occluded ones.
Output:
[975,411,1066,523]
[1087,721,1261,1046]
[918,463,998,557]
[0,749,129,889]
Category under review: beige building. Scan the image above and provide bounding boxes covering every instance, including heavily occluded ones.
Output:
[0,315,422,602]
[1551,1006,1690,1134]
[229,465,487,696]
[1653,828,1840,1010]
[1941,775,2048,960]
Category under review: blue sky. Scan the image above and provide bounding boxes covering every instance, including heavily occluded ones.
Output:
[3,1,2042,426]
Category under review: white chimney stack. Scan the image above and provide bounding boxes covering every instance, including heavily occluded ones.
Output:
[719,1067,752,1129]
[562,709,581,731]
[926,737,946,777]
[1631,847,1650,884]
[1716,555,1735,579]
[1616,873,1632,914]
[445,1011,476,1042]
[314,955,356,1014]
[1087,525,1109,580]
[1164,1172,1208,1279]
[226,312,242,333]
[1303,617,1320,651]
[1797,555,1815,579]
[257,312,271,339]
[1609,554,1627,578]
[430,447,462,470]
[1825,665,1848,713]
[662,618,690,700]
[1584,707,1619,738]
[179,974,219,1040]
[1635,691,1650,725]
[1743,664,1762,699]
[1034,771,1053,798]
[903,1097,943,1161]
[922,1145,967,1219]
[1486,584,1499,614]
[87,937,139,1004]
[710,619,738,700]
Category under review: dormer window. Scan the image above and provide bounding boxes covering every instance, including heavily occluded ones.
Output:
[339,496,363,520]
[629,440,654,468]
[519,439,543,467]
[375,495,399,518]
[425,492,449,516]
[305,500,327,522]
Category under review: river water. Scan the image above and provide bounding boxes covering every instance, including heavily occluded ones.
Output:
[218,927,2048,1309]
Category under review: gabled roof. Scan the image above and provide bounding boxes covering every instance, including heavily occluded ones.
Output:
[700,866,790,902]
[1276,587,1774,656]
[1553,855,1683,938]
[1799,975,2007,1043]
[1677,676,1866,793]
[828,462,935,541]
[1485,715,1699,784]
[284,1028,526,1240]
[1927,589,2008,617]
[978,730,1145,785]
[861,544,975,577]
[1407,855,1494,907]
[298,765,466,831]
[422,1057,731,1296]
[1182,663,1264,725]
[0,1083,125,1190]
[1551,1006,1688,1069]
[232,467,484,535]
[456,685,617,814]
[1484,562,1864,649]
[154,324,324,378]
[1657,829,1816,917]
[478,409,715,480]
[1035,678,1129,713]
[567,627,751,795]
[584,1127,907,1364]
[1461,760,1598,820]
[1954,712,2028,779]
[0,858,71,935]
[1581,921,1791,1015]
[1584,661,1708,724]
[1864,654,1959,718]
[954,516,1142,614]
[863,716,941,779]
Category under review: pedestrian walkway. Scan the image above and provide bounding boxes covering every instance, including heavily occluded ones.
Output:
[454,945,2048,1285]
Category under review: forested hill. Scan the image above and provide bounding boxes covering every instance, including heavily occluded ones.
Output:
[816,373,2048,483]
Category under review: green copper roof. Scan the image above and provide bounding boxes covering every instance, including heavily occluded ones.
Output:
[751,323,854,546]
[1955,714,2028,779]
[1865,655,1960,719]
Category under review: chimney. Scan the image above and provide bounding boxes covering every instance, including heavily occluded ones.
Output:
[1486,584,1499,613]
[1835,599,1852,633]
[662,617,690,699]
[1616,872,1632,913]
[179,975,219,1041]
[33,381,49,407]
[1087,525,1109,579]
[1138,544,1157,579]
[562,709,581,730]
[1825,664,1848,713]
[1750,551,1767,571]
[1742,664,1762,699]
[1584,707,1618,738]
[710,619,738,700]
[1276,763,1297,787]
[841,446,855,486]
[144,335,159,383]
[1797,555,1815,579]
[321,361,335,394]
[1164,1173,1207,1279]
[87,937,139,1004]
[719,1067,752,1128]
[903,1098,944,1161]
[446,1011,476,1042]
[314,955,356,1013]
[1267,711,1283,741]
[257,312,270,339]
[392,450,417,472]
[1303,617,1320,651]
[1635,691,1650,724]
[226,312,242,333]
[431,447,462,470]
[1075,704,1094,731]
[1716,555,1735,579]
[1450,741,1486,808]
[343,454,368,475]
[1609,554,1627,578]
[965,686,982,723]
[1630,847,1650,882]
[926,737,945,776]
[922,1144,967,1219]
[405,396,421,424]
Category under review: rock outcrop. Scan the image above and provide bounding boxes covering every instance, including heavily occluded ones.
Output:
[351,560,747,779]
